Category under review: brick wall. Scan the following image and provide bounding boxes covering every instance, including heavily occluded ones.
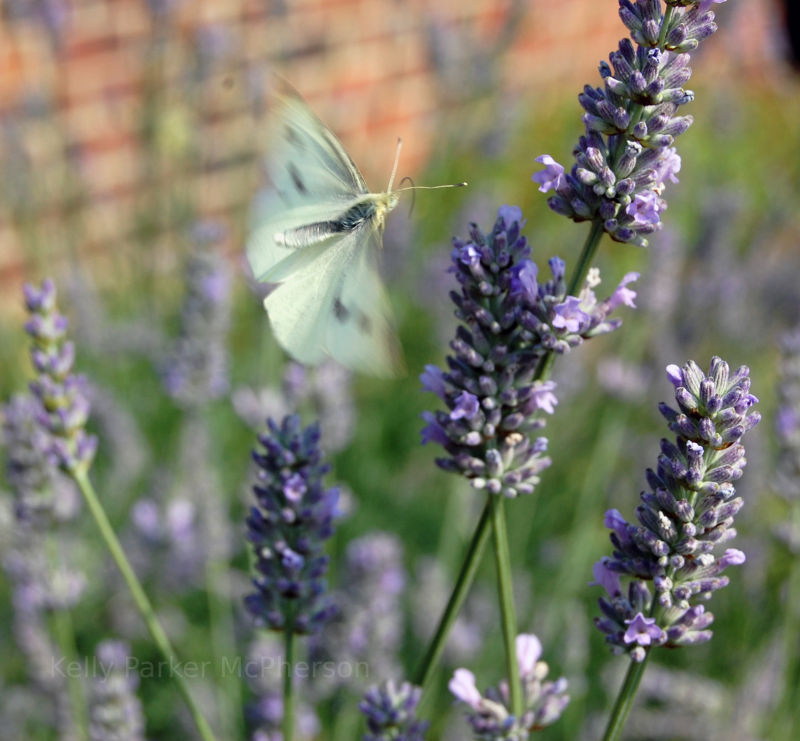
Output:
[0,0,786,302]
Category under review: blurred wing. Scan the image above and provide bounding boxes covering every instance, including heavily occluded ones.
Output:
[247,78,370,282]
[263,78,368,206]
[263,226,403,377]
[324,226,404,377]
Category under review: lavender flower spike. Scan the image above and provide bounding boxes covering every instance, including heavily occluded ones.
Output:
[593,357,760,661]
[245,415,339,634]
[449,633,569,739]
[89,640,146,741]
[422,206,638,497]
[360,680,429,741]
[24,279,97,474]
[535,0,726,246]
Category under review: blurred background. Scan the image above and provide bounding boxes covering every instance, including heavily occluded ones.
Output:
[2,0,800,739]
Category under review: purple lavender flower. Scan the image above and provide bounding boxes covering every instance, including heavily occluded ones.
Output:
[593,357,760,661]
[534,1,725,246]
[24,280,97,474]
[449,634,569,739]
[88,640,145,741]
[162,222,231,407]
[422,207,638,496]
[245,415,339,634]
[360,680,429,741]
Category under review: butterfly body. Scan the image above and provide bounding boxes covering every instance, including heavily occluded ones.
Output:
[247,81,404,377]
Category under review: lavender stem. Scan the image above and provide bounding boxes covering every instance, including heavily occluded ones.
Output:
[490,494,524,718]
[72,469,219,741]
[602,651,650,741]
[47,534,89,741]
[283,628,295,741]
[413,500,492,693]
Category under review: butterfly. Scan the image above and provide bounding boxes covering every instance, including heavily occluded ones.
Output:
[247,79,465,377]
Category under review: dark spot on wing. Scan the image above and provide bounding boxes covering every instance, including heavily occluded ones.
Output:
[333,298,349,322]
[284,125,305,149]
[287,162,307,194]
[357,311,372,334]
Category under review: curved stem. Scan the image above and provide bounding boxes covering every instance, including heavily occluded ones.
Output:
[601,653,650,741]
[282,630,295,741]
[414,500,492,692]
[72,469,219,741]
[490,495,523,718]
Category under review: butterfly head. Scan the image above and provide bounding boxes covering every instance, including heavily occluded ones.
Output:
[372,191,401,230]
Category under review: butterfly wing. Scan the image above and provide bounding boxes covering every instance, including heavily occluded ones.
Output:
[263,79,368,203]
[247,79,370,282]
[248,78,402,375]
[263,224,403,377]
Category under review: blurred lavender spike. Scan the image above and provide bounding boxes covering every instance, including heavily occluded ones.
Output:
[245,415,339,634]
[24,279,97,474]
[2,392,77,524]
[411,557,492,665]
[774,327,800,552]
[309,532,406,698]
[593,356,760,660]
[360,680,429,741]
[1,390,86,738]
[449,633,569,738]
[162,220,232,408]
[89,640,146,741]
[534,0,729,246]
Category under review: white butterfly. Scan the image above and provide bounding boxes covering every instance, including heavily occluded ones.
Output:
[247,79,464,377]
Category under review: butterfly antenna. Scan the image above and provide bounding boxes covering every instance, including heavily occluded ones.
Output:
[399,176,417,215]
[387,137,403,193]
[394,182,468,192]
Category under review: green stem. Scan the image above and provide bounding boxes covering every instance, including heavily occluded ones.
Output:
[490,494,523,718]
[50,606,90,741]
[205,558,244,740]
[601,653,650,741]
[71,469,218,741]
[414,500,492,693]
[772,555,800,737]
[44,535,89,741]
[283,630,295,741]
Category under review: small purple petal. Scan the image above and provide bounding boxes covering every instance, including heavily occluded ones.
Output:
[516,634,542,679]
[532,154,566,193]
[449,668,483,709]
[623,613,663,646]
[451,391,480,421]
